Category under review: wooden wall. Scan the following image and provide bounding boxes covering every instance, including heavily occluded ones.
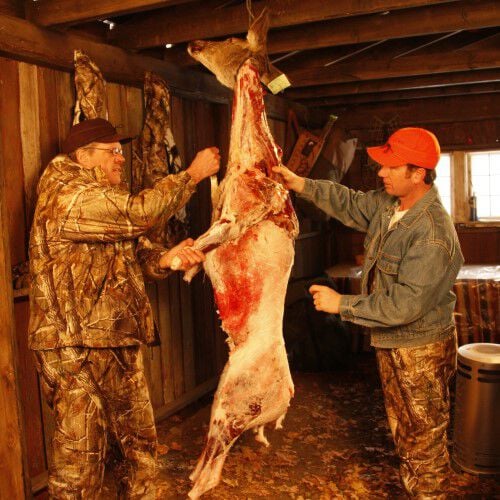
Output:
[0,54,304,496]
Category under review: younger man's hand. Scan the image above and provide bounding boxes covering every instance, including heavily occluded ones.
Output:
[272,165,306,193]
[309,285,342,314]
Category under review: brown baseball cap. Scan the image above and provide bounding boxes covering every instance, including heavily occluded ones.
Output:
[61,118,133,154]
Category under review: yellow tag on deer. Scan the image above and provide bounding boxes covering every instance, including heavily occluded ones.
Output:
[267,73,291,94]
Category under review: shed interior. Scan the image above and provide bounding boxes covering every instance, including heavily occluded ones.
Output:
[0,1,498,497]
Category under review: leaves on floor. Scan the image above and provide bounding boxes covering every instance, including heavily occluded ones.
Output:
[106,355,499,499]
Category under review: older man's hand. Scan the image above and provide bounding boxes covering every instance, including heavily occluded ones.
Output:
[186,147,221,184]
[159,238,205,271]
[309,285,342,314]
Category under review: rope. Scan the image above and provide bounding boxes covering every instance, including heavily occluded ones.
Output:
[246,0,254,23]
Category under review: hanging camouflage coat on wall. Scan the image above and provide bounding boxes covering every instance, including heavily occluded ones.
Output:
[132,72,189,248]
[73,49,108,123]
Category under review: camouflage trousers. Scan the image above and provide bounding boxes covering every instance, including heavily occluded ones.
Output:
[376,333,457,499]
[35,346,157,499]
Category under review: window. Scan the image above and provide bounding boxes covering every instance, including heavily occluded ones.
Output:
[434,154,451,214]
[433,150,499,223]
[469,151,500,220]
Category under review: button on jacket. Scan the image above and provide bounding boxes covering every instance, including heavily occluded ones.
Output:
[29,155,196,350]
[299,179,464,348]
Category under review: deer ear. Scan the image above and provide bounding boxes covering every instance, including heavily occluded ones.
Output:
[247,8,270,52]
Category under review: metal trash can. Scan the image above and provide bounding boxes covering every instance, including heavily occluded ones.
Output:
[453,343,500,474]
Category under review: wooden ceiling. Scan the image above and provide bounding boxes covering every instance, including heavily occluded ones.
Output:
[23,0,500,114]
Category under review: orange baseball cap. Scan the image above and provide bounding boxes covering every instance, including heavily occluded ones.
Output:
[367,127,441,169]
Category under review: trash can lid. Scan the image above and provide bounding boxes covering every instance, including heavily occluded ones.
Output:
[458,343,500,364]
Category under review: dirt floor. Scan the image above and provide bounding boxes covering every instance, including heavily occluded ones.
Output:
[105,354,499,499]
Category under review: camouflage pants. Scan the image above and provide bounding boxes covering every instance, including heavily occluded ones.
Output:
[376,333,457,499]
[35,346,157,499]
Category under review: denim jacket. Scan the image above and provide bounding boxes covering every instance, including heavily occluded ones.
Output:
[299,179,464,348]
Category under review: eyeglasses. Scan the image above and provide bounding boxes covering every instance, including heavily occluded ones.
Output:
[83,146,124,156]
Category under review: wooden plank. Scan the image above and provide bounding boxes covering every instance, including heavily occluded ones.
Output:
[18,62,42,229]
[177,98,210,385]
[157,279,175,403]
[15,300,47,478]
[143,283,164,409]
[125,85,144,137]
[452,151,469,223]
[39,378,55,476]
[106,82,133,181]
[0,96,30,499]
[31,470,49,495]
[0,0,21,16]
[305,82,500,107]
[106,82,126,131]
[109,0,457,49]
[154,376,218,422]
[286,69,500,99]
[194,100,218,381]
[27,0,196,27]
[288,47,500,87]
[55,71,76,152]
[124,84,144,184]
[179,279,196,393]
[0,57,27,265]
[168,274,185,399]
[37,67,61,171]
[267,0,500,55]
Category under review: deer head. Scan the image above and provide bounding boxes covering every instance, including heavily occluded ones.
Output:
[187,9,290,94]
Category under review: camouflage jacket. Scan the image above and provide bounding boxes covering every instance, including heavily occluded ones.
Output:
[29,155,196,350]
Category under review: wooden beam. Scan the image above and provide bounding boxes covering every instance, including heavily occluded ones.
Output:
[0,0,22,16]
[454,31,500,52]
[332,93,500,127]
[0,13,283,110]
[278,37,430,75]
[109,0,457,50]
[287,47,500,87]
[26,0,197,27]
[286,69,500,99]
[0,13,231,98]
[303,82,500,107]
[0,75,30,500]
[268,0,500,55]
[0,14,322,125]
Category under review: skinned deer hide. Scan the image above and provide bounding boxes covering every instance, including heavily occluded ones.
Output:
[184,55,298,498]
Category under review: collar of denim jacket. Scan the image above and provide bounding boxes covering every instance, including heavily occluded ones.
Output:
[396,185,440,228]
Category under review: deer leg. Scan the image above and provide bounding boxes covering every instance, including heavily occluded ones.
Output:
[254,425,270,447]
[171,218,237,280]
[188,420,241,499]
[275,413,286,430]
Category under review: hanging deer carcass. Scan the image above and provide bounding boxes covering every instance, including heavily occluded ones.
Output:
[178,10,298,499]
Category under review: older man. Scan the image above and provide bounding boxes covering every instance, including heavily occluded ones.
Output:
[275,127,463,498]
[29,118,220,498]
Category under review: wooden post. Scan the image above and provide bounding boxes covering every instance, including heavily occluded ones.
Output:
[0,129,30,497]
[452,151,470,223]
